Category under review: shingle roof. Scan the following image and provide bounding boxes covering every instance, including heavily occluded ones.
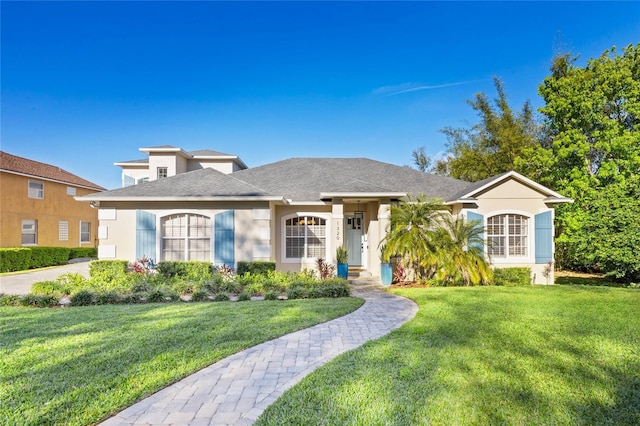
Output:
[81,168,275,199]
[189,149,235,157]
[0,151,105,191]
[231,158,470,201]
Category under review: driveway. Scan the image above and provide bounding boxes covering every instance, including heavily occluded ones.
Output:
[0,259,92,295]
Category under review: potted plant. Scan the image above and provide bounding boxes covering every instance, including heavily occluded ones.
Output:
[336,245,349,279]
[379,244,392,286]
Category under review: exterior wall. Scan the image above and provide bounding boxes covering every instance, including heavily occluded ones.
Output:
[0,172,100,248]
[464,179,556,285]
[187,160,236,174]
[95,201,271,266]
[148,153,179,181]
[120,165,149,186]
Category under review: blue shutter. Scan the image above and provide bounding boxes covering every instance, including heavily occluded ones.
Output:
[467,211,484,252]
[136,210,156,261]
[214,210,235,267]
[535,211,553,264]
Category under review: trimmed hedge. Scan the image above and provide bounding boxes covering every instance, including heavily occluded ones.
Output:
[0,247,76,272]
[156,261,213,281]
[493,267,532,286]
[68,247,97,260]
[0,248,31,272]
[89,260,129,283]
[237,261,276,276]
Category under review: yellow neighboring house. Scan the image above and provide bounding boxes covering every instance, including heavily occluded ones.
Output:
[0,151,105,248]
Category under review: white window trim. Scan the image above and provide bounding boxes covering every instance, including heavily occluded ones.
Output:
[28,180,44,199]
[484,210,534,264]
[79,221,91,245]
[281,212,331,264]
[21,219,38,246]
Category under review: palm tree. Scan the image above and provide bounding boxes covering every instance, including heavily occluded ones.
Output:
[430,215,492,286]
[381,195,443,280]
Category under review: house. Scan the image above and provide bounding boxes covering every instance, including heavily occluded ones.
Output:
[114,145,247,186]
[0,151,105,248]
[78,147,572,284]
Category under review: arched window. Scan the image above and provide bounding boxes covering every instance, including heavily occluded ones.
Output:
[161,214,211,261]
[285,216,327,259]
[487,214,528,257]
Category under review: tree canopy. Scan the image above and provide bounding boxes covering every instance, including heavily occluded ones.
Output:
[429,77,539,181]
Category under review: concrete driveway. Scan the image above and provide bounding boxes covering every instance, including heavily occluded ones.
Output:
[0,259,92,295]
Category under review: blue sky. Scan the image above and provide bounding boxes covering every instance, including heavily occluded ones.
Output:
[2,1,638,189]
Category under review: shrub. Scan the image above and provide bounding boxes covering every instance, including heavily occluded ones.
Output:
[31,280,67,297]
[237,261,276,276]
[0,294,20,306]
[264,290,279,301]
[316,257,336,280]
[56,273,88,294]
[245,281,264,296]
[19,294,59,308]
[70,290,96,306]
[493,267,532,286]
[171,280,198,295]
[219,280,241,294]
[29,247,71,268]
[68,247,97,259]
[89,260,129,282]
[191,289,211,302]
[311,279,351,298]
[131,280,153,294]
[121,293,146,304]
[0,248,31,272]
[237,291,251,301]
[287,287,309,300]
[213,292,230,302]
[147,289,170,303]
[157,261,213,281]
[96,291,121,305]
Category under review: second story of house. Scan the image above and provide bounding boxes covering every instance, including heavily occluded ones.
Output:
[114,145,248,187]
[0,151,105,248]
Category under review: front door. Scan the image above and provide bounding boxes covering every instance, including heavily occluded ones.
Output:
[345,214,363,265]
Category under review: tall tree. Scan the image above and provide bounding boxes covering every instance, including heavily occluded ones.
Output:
[520,43,640,281]
[432,77,540,181]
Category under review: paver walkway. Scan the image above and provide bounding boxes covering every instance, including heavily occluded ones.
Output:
[101,279,418,425]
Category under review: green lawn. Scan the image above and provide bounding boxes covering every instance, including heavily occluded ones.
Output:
[0,298,363,426]
[257,286,640,425]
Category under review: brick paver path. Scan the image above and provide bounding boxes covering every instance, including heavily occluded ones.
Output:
[101,279,418,425]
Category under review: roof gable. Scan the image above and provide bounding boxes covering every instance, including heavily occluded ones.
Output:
[0,151,104,191]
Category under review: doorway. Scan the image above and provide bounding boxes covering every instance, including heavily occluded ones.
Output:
[345,213,364,266]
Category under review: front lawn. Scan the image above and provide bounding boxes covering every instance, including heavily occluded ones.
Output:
[257,286,640,425]
[0,298,363,426]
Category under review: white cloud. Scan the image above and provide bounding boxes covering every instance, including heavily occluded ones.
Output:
[373,80,477,96]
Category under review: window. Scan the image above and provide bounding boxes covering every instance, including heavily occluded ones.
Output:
[138,177,149,184]
[28,180,44,199]
[487,214,528,257]
[22,220,37,245]
[66,187,76,196]
[162,214,211,261]
[157,167,168,179]
[285,216,326,259]
[80,222,91,243]
[59,221,69,241]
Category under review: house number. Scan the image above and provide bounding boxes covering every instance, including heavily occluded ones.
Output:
[336,220,341,240]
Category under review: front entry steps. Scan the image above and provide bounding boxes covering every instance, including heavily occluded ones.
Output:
[348,266,372,279]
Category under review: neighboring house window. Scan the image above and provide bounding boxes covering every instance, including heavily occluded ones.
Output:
[66,187,76,196]
[28,180,44,199]
[59,221,69,241]
[138,177,149,184]
[487,214,528,257]
[157,167,168,179]
[123,175,135,187]
[162,214,211,261]
[285,216,326,259]
[80,221,91,244]
[22,220,37,245]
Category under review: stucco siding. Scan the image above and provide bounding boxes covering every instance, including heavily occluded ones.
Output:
[0,172,100,247]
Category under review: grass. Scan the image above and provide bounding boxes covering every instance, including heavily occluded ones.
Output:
[0,298,363,426]
[256,286,640,425]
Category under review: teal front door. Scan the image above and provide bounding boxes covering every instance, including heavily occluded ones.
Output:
[345,214,363,265]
